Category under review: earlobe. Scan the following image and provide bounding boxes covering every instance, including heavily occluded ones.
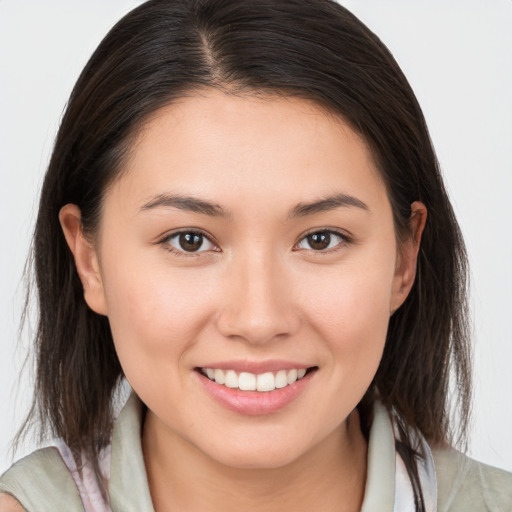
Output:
[390,201,427,314]
[59,204,108,316]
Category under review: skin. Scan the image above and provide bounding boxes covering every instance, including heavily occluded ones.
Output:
[54,90,426,512]
[0,495,23,512]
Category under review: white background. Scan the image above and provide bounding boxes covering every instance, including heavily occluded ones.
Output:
[1,1,511,474]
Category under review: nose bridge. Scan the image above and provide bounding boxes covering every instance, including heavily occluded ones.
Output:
[216,247,299,344]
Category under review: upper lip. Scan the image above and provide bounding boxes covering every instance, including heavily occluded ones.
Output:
[196,359,315,374]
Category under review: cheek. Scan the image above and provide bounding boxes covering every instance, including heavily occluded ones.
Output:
[303,259,394,333]
[99,255,218,386]
[299,256,395,388]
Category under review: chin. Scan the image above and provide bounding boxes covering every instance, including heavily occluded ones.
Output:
[199,436,308,471]
[213,449,302,471]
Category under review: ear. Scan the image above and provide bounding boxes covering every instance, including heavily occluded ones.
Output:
[390,201,427,314]
[59,204,108,316]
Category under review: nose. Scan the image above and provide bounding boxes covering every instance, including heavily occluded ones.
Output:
[215,251,301,345]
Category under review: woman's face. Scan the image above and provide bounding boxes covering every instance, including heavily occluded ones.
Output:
[69,89,420,469]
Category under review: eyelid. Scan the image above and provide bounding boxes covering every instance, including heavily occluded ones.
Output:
[158,229,220,257]
[293,228,352,253]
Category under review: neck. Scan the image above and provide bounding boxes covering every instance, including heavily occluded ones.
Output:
[142,411,367,512]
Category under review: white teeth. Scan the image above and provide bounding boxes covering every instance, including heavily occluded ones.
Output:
[275,370,288,388]
[214,368,225,385]
[287,369,298,385]
[225,370,238,388]
[257,372,275,392]
[238,372,256,391]
[202,367,310,392]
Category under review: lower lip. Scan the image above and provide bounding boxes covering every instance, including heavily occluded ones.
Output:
[196,370,315,415]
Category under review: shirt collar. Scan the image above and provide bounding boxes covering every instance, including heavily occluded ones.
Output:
[361,400,438,512]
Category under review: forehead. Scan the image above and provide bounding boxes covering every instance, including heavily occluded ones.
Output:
[108,89,388,218]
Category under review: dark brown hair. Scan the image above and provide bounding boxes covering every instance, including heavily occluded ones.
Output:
[19,0,471,507]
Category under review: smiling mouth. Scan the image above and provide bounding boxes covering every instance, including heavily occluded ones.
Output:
[197,367,318,392]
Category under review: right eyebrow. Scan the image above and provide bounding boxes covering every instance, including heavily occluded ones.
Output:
[287,192,370,219]
[140,193,233,219]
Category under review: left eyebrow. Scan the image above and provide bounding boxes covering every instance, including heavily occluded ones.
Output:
[287,193,370,219]
[140,193,232,218]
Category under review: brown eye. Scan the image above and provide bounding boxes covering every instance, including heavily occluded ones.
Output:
[296,230,347,252]
[307,232,331,250]
[164,231,217,254]
[179,233,203,252]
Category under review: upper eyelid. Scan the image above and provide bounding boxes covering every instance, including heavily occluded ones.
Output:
[293,229,350,251]
[298,227,350,239]
[160,228,216,243]
[159,229,220,252]
[295,228,352,245]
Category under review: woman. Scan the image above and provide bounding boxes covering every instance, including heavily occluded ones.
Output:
[1,0,511,510]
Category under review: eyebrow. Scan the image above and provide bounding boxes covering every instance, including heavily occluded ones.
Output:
[287,193,370,218]
[140,194,232,218]
[140,192,369,218]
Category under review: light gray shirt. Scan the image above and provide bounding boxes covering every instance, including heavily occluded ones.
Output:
[1,394,511,511]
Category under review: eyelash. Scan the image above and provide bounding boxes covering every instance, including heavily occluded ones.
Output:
[295,228,352,254]
[158,228,352,258]
[158,229,219,258]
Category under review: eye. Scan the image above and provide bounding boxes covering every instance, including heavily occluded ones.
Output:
[295,230,348,252]
[161,230,218,255]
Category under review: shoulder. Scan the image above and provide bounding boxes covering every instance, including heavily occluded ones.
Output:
[0,494,24,512]
[0,447,83,511]
[432,446,512,512]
